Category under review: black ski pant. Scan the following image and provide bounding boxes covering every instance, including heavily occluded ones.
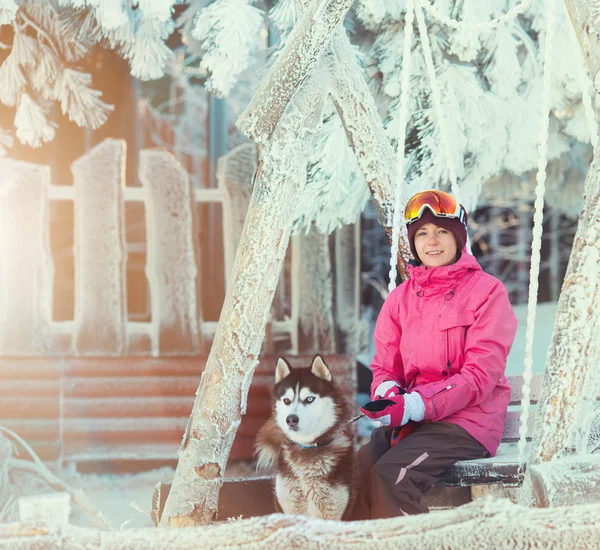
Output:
[351,421,488,519]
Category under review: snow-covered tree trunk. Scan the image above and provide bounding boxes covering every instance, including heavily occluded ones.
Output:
[159,74,327,526]
[522,0,600,504]
[564,1,600,92]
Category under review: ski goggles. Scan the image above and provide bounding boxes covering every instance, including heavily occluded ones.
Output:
[404,190,467,227]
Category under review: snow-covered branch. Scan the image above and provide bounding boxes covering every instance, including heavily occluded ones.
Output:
[237,0,353,143]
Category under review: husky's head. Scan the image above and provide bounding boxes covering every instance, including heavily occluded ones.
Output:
[273,355,342,445]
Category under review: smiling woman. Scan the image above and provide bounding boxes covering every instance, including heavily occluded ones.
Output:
[352,189,517,520]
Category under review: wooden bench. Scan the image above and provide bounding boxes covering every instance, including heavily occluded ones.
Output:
[437,373,542,488]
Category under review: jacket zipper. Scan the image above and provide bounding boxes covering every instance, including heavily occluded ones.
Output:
[432,383,455,397]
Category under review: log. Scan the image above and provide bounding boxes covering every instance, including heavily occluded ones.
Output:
[530,455,600,508]
[159,76,328,526]
[521,103,600,504]
[5,498,600,549]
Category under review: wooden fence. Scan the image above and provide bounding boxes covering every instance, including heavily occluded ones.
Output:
[0,139,358,467]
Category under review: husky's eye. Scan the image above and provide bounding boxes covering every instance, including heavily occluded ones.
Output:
[283,398,291,405]
[305,396,315,404]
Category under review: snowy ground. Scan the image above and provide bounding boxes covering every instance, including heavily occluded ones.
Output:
[60,462,261,529]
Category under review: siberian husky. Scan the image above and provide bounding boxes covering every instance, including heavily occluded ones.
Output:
[255,355,356,520]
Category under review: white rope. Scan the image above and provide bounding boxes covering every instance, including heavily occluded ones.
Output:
[420,0,535,33]
[388,0,416,292]
[517,0,556,472]
[414,0,460,201]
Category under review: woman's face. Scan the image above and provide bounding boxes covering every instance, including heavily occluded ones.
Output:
[413,222,458,268]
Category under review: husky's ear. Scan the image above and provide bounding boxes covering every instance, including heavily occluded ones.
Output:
[275,357,292,383]
[311,355,332,382]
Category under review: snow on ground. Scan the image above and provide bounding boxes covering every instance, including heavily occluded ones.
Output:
[61,462,260,529]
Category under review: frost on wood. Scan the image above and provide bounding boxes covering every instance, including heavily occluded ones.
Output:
[139,149,202,356]
[521,140,600,503]
[236,0,353,143]
[218,141,259,279]
[530,454,600,508]
[159,77,325,527]
[298,228,336,353]
[0,159,52,354]
[334,223,366,356]
[8,497,600,549]
[564,0,600,92]
[71,139,127,355]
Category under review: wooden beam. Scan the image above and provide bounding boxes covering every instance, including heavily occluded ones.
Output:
[522,120,600,502]
[158,76,328,527]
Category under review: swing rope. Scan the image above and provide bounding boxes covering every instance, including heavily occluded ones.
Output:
[388,0,416,292]
[517,0,556,473]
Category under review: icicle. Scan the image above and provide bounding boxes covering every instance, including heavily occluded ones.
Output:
[388,0,415,292]
[517,0,556,473]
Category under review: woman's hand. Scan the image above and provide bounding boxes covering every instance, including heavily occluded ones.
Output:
[360,392,425,427]
[372,380,404,400]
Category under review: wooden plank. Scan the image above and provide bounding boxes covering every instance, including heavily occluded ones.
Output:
[508,374,542,405]
[0,419,59,439]
[0,397,59,419]
[71,138,127,355]
[62,376,200,397]
[139,149,203,355]
[502,411,536,442]
[64,436,257,463]
[62,416,264,438]
[440,454,521,487]
[0,159,53,354]
[63,356,209,377]
[0,380,59,397]
[63,395,271,418]
[0,359,62,380]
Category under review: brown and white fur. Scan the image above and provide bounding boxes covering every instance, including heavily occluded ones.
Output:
[255,355,356,520]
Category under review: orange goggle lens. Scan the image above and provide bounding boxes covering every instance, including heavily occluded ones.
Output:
[404,190,459,224]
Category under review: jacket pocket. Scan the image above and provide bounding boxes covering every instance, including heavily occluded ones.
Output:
[440,310,475,370]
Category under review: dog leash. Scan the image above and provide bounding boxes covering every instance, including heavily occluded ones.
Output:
[347,413,365,424]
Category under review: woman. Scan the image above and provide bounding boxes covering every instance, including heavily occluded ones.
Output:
[352,189,517,519]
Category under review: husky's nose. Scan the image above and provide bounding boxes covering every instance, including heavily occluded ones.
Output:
[286,414,299,429]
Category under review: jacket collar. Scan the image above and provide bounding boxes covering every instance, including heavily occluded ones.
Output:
[407,249,481,290]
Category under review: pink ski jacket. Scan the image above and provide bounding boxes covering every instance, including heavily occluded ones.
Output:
[370,251,517,455]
